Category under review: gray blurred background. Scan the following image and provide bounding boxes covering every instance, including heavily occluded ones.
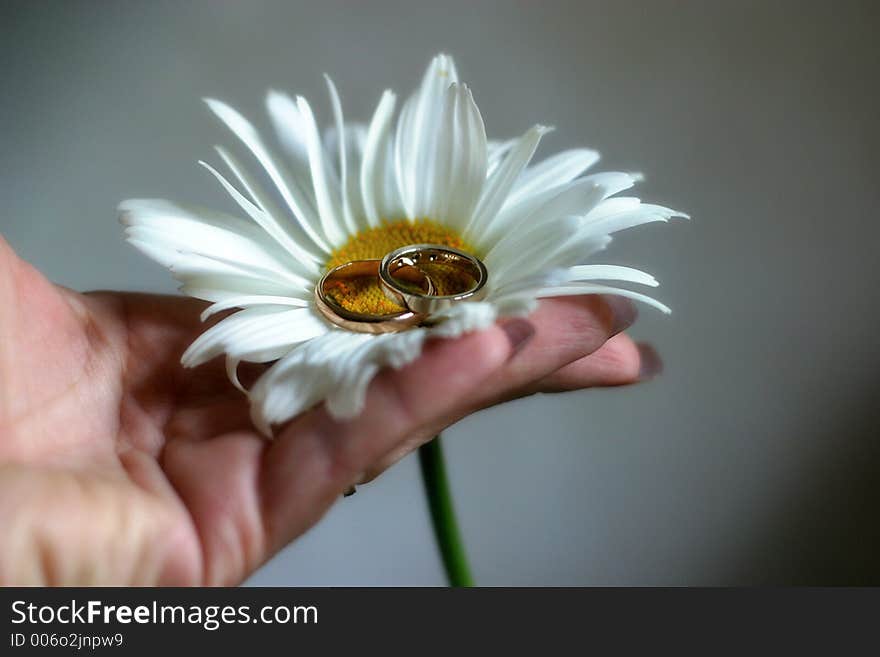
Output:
[2,0,878,585]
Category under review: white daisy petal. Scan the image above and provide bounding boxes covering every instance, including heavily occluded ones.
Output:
[211,147,324,268]
[181,306,285,367]
[393,93,417,217]
[395,53,459,218]
[125,225,309,291]
[564,264,658,287]
[361,90,400,226]
[324,75,360,236]
[506,148,601,207]
[491,262,657,299]
[486,137,517,176]
[205,98,331,253]
[120,199,312,292]
[424,86,456,222]
[266,89,312,178]
[120,198,252,233]
[491,224,620,289]
[249,332,369,430]
[324,122,369,232]
[198,160,322,273]
[200,295,310,322]
[485,215,582,286]
[531,284,672,314]
[226,356,247,393]
[295,95,348,247]
[325,330,425,418]
[125,208,310,281]
[180,275,308,303]
[120,198,273,258]
[181,306,327,368]
[228,315,327,362]
[465,124,549,241]
[492,295,538,318]
[584,198,690,235]
[481,171,639,249]
[326,358,382,419]
[447,85,488,229]
[124,237,180,270]
[551,234,614,269]
[427,84,487,228]
[428,301,498,337]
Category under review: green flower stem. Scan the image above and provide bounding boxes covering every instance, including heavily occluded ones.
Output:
[418,435,474,587]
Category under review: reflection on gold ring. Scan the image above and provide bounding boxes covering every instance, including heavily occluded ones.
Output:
[379,244,487,314]
[315,259,432,334]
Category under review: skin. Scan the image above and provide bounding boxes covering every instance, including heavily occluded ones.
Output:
[0,235,658,585]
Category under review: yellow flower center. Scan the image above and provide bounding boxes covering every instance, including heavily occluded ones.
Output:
[324,219,477,315]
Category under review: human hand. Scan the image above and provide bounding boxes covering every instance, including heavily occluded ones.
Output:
[0,236,659,585]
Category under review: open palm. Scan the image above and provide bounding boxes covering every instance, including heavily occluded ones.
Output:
[0,236,655,585]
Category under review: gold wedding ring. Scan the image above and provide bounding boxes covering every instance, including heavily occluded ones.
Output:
[317,245,487,333]
[379,244,487,314]
[315,260,434,334]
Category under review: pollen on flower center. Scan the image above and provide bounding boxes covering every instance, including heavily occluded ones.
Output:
[324,219,477,315]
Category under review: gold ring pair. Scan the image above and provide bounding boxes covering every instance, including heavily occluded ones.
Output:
[315,244,487,334]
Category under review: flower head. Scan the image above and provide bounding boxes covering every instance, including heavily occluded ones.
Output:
[120,53,685,434]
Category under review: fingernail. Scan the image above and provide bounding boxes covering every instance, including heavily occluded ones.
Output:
[637,343,664,380]
[500,318,535,357]
[602,295,638,336]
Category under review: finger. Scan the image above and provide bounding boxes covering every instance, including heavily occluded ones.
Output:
[356,337,653,483]
[499,294,637,385]
[258,320,535,553]
[358,296,640,481]
[387,294,632,421]
[539,338,662,391]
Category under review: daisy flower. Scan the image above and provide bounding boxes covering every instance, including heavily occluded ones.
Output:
[119,53,685,435]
